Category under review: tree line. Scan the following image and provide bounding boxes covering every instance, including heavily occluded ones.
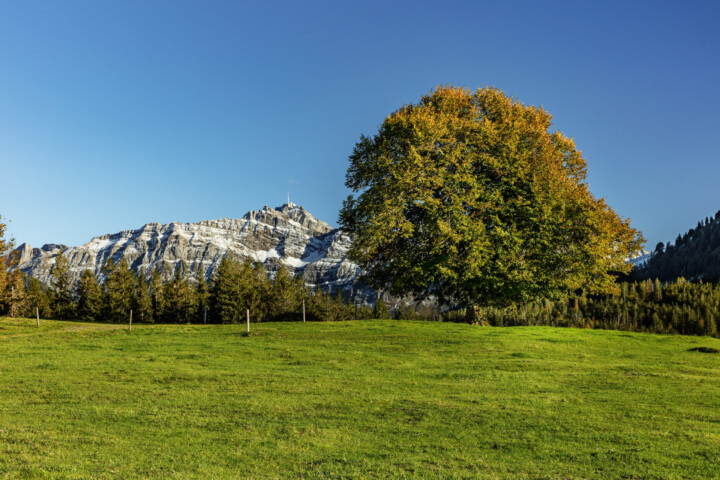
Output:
[632,210,720,282]
[4,209,720,338]
[0,253,392,323]
[452,278,719,337]
[4,249,720,338]
[3,250,720,338]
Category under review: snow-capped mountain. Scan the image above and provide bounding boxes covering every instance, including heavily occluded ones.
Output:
[628,250,652,268]
[12,203,377,304]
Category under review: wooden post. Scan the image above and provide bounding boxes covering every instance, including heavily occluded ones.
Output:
[204,305,207,324]
[246,309,250,333]
[129,309,133,332]
[302,299,306,323]
[36,307,40,328]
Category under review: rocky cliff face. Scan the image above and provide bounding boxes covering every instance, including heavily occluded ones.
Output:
[12,204,377,304]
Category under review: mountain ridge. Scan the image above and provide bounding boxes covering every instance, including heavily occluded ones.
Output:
[12,203,378,304]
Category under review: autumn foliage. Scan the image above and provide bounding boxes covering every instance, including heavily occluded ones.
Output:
[340,85,644,314]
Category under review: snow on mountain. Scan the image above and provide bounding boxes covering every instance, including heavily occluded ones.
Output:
[628,250,652,268]
[12,203,378,304]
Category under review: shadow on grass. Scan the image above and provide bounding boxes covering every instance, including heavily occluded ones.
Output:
[688,346,720,353]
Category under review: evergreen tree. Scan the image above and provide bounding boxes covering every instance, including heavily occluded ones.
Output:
[268,266,303,321]
[210,257,241,323]
[210,257,276,324]
[75,269,102,322]
[51,252,76,319]
[149,268,165,323]
[132,274,153,323]
[25,277,52,318]
[395,303,418,320]
[327,289,351,321]
[246,262,272,322]
[653,279,663,301]
[162,266,195,323]
[195,265,210,323]
[305,286,328,322]
[102,258,136,323]
[707,314,718,337]
[372,298,391,319]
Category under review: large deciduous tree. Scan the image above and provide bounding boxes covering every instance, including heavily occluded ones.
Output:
[339,85,644,319]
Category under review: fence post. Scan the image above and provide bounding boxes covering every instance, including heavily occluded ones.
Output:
[302,299,306,323]
[36,307,40,328]
[129,309,133,332]
[246,309,250,333]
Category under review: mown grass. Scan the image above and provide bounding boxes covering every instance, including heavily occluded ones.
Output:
[0,318,719,479]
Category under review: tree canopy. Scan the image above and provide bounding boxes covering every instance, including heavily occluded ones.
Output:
[339,85,644,315]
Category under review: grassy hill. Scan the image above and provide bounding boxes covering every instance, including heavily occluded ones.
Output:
[1,319,719,479]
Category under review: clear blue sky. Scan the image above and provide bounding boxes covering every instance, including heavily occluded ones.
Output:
[1,1,719,250]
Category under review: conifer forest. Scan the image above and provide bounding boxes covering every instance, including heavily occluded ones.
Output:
[0,255,381,325]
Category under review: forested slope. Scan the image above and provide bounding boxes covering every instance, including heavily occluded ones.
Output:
[633,210,720,282]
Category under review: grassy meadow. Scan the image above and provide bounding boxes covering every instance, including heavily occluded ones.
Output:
[0,318,719,479]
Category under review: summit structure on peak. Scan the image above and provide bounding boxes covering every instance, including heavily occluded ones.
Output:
[12,204,377,304]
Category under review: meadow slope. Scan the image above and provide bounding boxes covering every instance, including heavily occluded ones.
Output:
[0,318,719,479]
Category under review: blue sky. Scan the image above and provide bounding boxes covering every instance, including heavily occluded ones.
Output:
[1,1,719,250]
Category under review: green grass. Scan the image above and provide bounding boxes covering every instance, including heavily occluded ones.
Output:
[1,318,719,479]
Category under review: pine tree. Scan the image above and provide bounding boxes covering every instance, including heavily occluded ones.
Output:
[653,279,663,301]
[305,286,328,321]
[707,315,718,337]
[133,274,153,324]
[163,266,195,323]
[75,269,102,322]
[51,252,76,319]
[268,266,303,321]
[149,268,165,323]
[210,257,242,324]
[25,277,52,318]
[372,298,391,319]
[210,258,273,323]
[328,289,351,321]
[194,265,210,323]
[102,258,135,323]
[246,262,272,322]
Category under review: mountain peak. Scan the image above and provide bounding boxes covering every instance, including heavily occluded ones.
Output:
[241,204,333,236]
[12,204,375,304]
